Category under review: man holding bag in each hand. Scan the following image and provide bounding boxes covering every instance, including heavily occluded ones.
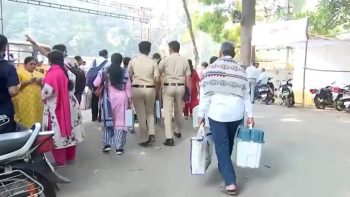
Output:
[198,42,254,196]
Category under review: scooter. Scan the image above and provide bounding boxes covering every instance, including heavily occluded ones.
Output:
[280,79,295,108]
[334,85,350,112]
[309,82,344,109]
[256,78,275,105]
[0,117,70,197]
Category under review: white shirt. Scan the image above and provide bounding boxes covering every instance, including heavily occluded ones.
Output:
[88,56,110,70]
[258,72,268,84]
[198,73,253,123]
[246,66,260,80]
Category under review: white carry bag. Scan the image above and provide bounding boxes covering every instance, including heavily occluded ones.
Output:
[125,109,134,128]
[192,105,210,128]
[190,126,213,175]
[235,126,265,168]
[155,100,161,119]
[80,86,92,110]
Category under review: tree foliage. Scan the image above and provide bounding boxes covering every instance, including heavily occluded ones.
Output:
[197,10,228,42]
[223,25,240,44]
[195,0,241,44]
[197,0,225,6]
[294,0,350,36]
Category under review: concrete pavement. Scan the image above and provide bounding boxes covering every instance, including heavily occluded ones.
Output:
[56,104,350,197]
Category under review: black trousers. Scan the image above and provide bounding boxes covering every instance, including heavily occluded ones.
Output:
[75,92,82,105]
[91,91,101,121]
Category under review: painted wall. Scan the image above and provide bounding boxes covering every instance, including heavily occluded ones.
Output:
[292,39,350,105]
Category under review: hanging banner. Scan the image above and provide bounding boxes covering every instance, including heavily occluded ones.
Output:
[252,18,308,47]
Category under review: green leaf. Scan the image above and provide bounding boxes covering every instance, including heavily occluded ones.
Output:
[197,0,225,6]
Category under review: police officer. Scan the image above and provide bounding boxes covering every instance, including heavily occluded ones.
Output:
[129,41,160,147]
[159,41,192,146]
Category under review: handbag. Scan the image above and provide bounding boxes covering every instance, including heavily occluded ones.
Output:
[94,84,104,97]
[183,86,191,103]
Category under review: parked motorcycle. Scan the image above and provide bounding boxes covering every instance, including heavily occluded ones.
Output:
[280,79,295,108]
[334,85,350,112]
[257,77,275,105]
[0,117,69,197]
[309,82,344,109]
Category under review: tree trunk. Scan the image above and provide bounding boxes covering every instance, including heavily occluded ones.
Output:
[240,0,256,68]
[182,0,199,65]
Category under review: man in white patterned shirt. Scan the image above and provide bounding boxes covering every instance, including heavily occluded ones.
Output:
[198,42,254,195]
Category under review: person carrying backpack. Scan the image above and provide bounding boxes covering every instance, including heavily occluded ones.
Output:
[67,56,86,104]
[86,49,110,122]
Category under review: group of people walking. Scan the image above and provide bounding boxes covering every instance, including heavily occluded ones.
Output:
[91,40,196,152]
[0,32,256,195]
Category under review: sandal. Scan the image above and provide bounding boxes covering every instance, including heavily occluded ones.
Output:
[219,186,238,196]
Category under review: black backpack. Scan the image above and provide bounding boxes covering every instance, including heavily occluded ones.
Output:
[68,66,86,95]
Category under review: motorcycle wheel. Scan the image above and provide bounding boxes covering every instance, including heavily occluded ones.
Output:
[335,100,345,111]
[26,172,56,197]
[286,97,292,108]
[264,95,270,105]
[314,96,326,109]
[291,94,295,105]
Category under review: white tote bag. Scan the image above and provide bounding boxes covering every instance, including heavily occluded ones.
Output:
[155,100,161,119]
[190,126,213,175]
[125,109,134,128]
[80,86,92,110]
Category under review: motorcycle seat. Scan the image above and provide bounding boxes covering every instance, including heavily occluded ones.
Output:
[259,84,269,88]
[0,131,32,156]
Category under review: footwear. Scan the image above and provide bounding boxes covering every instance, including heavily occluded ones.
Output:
[149,135,156,143]
[174,132,181,138]
[139,141,150,147]
[102,145,111,153]
[219,186,238,196]
[98,117,102,122]
[163,139,175,146]
[116,149,124,155]
[184,116,189,120]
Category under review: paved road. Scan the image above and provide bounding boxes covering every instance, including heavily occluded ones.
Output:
[56,104,350,197]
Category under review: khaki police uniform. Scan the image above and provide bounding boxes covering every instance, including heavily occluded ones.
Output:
[159,53,191,139]
[129,54,159,143]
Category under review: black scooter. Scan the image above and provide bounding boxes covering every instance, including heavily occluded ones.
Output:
[0,117,69,197]
[256,78,275,105]
[280,79,295,108]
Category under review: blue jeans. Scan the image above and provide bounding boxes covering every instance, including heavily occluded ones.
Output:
[209,118,242,186]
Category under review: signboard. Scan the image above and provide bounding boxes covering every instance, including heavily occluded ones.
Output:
[252,18,308,47]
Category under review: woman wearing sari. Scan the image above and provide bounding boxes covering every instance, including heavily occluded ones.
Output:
[14,57,44,128]
[42,50,84,167]
[94,53,131,155]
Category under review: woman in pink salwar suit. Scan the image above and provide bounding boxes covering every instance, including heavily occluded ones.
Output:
[94,53,131,155]
[42,51,83,167]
